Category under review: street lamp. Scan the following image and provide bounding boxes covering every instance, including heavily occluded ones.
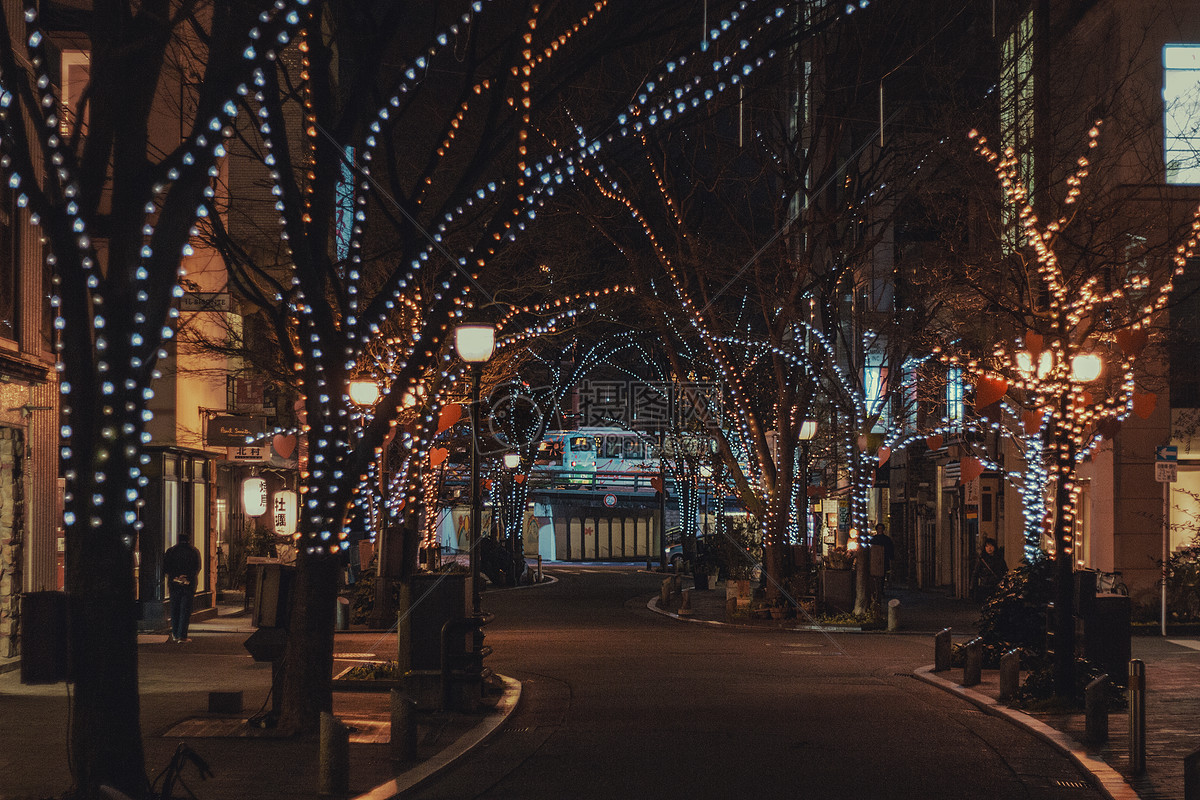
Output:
[348,377,391,627]
[455,323,495,617]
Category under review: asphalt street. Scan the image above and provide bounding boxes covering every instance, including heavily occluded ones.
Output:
[336,565,1105,799]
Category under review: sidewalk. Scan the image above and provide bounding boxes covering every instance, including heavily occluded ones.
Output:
[652,575,1200,800]
[0,605,519,800]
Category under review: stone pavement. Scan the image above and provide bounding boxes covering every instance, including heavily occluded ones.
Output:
[652,574,1200,800]
[0,605,519,800]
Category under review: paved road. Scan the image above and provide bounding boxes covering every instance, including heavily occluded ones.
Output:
[342,565,1106,799]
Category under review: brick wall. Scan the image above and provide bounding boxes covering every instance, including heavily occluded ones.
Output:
[0,427,24,657]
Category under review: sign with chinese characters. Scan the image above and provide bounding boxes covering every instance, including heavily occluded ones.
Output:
[227,445,267,462]
[573,380,722,430]
[272,491,297,536]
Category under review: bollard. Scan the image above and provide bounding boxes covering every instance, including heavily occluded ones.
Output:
[671,574,682,597]
[661,578,672,607]
[725,596,737,620]
[318,711,350,795]
[887,598,900,632]
[678,588,693,616]
[537,555,543,582]
[1084,674,1109,745]
[335,595,350,631]
[934,628,952,672]
[999,649,1020,702]
[962,638,982,687]
[390,690,418,763]
[1185,747,1200,800]
[1129,659,1146,775]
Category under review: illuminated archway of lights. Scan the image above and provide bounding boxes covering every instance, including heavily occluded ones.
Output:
[231,0,876,557]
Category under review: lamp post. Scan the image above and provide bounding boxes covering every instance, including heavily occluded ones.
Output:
[455,324,495,617]
[349,377,391,627]
[1011,343,1108,699]
[798,419,818,555]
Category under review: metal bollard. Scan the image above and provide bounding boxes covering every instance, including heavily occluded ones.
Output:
[671,574,682,597]
[962,638,982,687]
[335,595,350,631]
[661,579,672,607]
[1129,659,1146,775]
[537,555,543,582]
[1085,674,1109,745]
[887,598,900,632]
[999,649,1020,702]
[725,596,737,620]
[1184,746,1200,800]
[390,690,418,763]
[934,628,952,672]
[678,588,693,616]
[318,711,350,795]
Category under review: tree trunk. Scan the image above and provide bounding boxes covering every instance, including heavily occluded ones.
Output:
[278,552,340,734]
[67,516,147,799]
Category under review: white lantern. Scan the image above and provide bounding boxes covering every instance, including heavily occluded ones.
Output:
[798,419,818,441]
[1070,353,1103,382]
[504,452,521,469]
[242,477,268,517]
[272,490,298,536]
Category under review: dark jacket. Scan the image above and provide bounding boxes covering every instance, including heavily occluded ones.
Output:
[971,549,1008,601]
[164,541,201,587]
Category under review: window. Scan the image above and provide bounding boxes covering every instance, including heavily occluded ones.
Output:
[946,367,964,428]
[0,187,14,342]
[569,435,592,452]
[1000,9,1035,251]
[1164,45,1200,184]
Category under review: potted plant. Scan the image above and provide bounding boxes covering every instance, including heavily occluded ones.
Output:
[820,546,856,613]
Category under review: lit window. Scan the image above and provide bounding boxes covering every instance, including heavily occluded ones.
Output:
[1164,44,1200,185]
[946,367,964,428]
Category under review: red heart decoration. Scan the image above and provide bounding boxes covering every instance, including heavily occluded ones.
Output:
[430,447,449,467]
[1096,417,1122,440]
[973,374,1009,409]
[437,404,463,434]
[958,456,985,484]
[514,474,526,484]
[1132,392,1157,420]
[1025,331,1044,356]
[926,434,944,451]
[272,434,297,459]
[877,447,891,467]
[1116,328,1149,357]
[1022,409,1043,435]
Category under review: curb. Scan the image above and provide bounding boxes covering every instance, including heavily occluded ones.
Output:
[644,594,953,634]
[912,665,1138,800]
[352,674,522,800]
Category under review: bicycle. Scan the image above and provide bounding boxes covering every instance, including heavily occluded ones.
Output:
[102,743,212,800]
[1096,570,1128,595]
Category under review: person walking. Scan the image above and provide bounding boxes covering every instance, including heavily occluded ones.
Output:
[970,537,1008,603]
[163,533,202,643]
[869,522,895,584]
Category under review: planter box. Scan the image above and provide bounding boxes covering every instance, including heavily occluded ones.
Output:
[726,579,753,608]
[820,568,855,613]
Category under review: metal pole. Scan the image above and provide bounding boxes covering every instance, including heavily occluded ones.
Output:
[1163,480,1169,637]
[1129,658,1146,776]
[469,365,482,617]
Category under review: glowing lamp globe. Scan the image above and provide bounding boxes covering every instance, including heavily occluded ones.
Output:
[348,379,381,407]
[454,324,495,364]
[504,452,521,469]
[799,419,818,441]
[1070,353,1103,382]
